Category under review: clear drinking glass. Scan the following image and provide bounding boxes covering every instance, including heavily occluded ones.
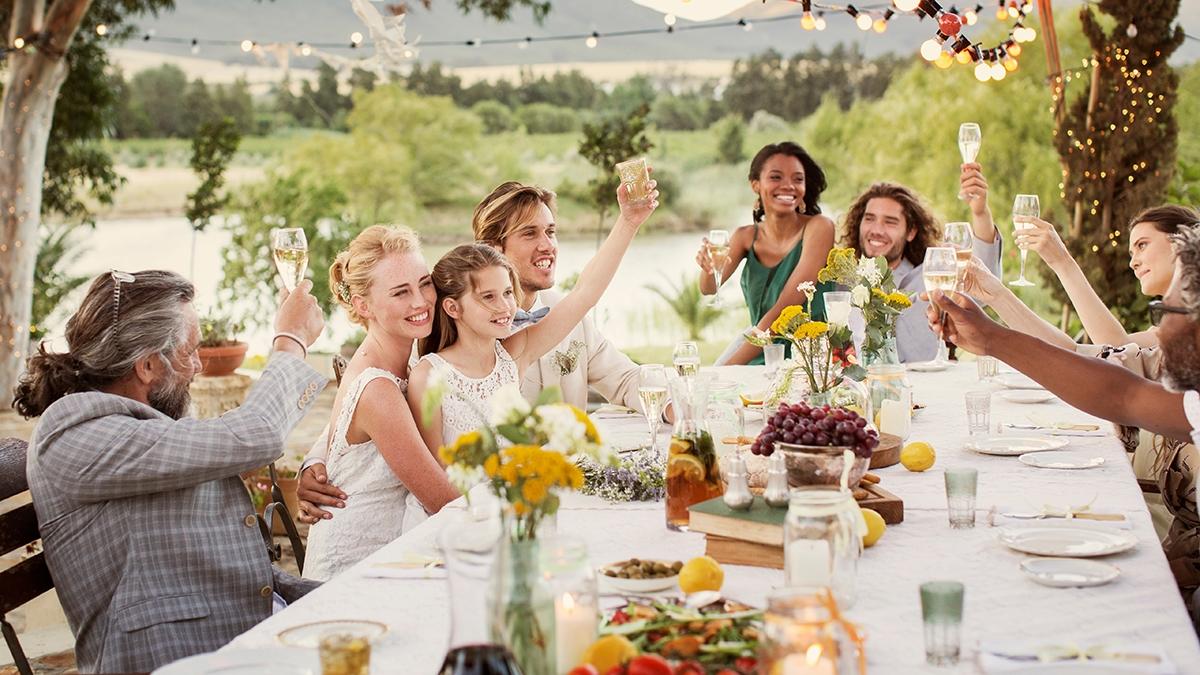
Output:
[272,228,309,292]
[763,342,785,375]
[976,355,998,381]
[1009,194,1040,287]
[672,341,701,377]
[921,580,965,665]
[638,364,668,456]
[319,631,372,675]
[923,247,958,366]
[614,157,651,204]
[958,123,981,201]
[706,229,731,308]
[964,389,991,437]
[944,467,978,529]
[943,221,973,273]
[823,291,852,327]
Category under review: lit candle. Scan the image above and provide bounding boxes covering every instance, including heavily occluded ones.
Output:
[555,592,597,673]
[777,644,836,674]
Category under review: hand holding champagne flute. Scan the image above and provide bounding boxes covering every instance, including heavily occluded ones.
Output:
[272,228,309,292]
[1009,194,1040,287]
[638,364,668,455]
[704,229,731,307]
[943,221,974,280]
[923,247,958,343]
[957,123,981,201]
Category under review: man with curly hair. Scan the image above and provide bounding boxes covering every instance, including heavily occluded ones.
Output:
[841,164,1001,362]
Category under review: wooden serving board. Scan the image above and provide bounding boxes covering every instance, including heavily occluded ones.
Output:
[856,482,903,524]
[869,432,902,469]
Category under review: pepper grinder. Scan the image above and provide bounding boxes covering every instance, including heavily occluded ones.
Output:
[764,451,791,508]
[722,455,754,510]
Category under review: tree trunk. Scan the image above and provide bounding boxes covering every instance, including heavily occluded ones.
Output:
[0,0,92,409]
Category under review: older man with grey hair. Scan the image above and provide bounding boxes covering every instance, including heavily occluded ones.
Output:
[16,271,327,673]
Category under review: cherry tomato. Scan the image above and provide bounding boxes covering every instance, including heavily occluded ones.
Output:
[715,670,740,675]
[734,656,758,673]
[604,666,627,675]
[626,654,672,675]
[610,609,631,625]
[673,661,706,675]
[566,666,600,675]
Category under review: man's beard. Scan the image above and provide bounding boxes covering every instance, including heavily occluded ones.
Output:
[1160,328,1200,393]
[149,373,192,419]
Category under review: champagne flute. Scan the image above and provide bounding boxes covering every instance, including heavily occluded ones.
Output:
[672,341,701,377]
[1009,194,1040,287]
[272,228,309,292]
[705,229,731,308]
[923,247,959,366]
[943,221,974,276]
[958,123,981,201]
[638,364,669,455]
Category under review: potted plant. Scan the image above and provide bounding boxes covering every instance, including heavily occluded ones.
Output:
[198,311,247,377]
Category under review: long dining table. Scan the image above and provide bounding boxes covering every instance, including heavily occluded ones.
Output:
[225,363,1200,674]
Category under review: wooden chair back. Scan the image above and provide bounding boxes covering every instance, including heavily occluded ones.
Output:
[0,438,54,675]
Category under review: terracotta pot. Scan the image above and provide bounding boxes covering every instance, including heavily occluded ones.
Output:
[199,342,248,377]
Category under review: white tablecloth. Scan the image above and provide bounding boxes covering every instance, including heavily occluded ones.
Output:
[226,364,1200,674]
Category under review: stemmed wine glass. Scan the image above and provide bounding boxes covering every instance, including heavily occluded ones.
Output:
[922,247,959,367]
[1009,194,1040,287]
[672,341,701,377]
[638,365,668,455]
[943,222,974,275]
[705,229,731,308]
[958,123,981,201]
[272,228,309,292]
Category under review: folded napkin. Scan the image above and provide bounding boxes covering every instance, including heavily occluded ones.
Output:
[988,505,1130,529]
[362,555,446,580]
[1005,423,1108,437]
[978,640,1176,673]
[592,404,641,418]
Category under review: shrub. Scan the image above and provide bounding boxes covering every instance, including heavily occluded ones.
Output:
[713,114,747,164]
[749,110,788,134]
[516,103,581,134]
[472,100,518,134]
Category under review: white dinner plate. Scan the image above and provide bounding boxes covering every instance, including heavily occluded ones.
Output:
[968,436,1068,456]
[1020,557,1121,588]
[995,373,1047,390]
[1001,390,1057,404]
[1019,451,1105,470]
[996,663,1136,674]
[155,648,317,674]
[277,619,388,648]
[598,561,680,593]
[998,523,1137,558]
[906,360,950,372]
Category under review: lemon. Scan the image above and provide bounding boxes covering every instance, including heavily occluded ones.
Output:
[580,634,637,673]
[900,441,936,472]
[667,454,706,482]
[861,508,886,548]
[668,438,691,455]
[739,391,765,407]
[678,555,724,594]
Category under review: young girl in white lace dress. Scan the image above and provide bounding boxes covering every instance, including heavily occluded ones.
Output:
[303,226,460,581]
[407,180,660,450]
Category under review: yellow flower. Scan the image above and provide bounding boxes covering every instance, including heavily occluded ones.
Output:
[886,291,912,308]
[566,464,584,490]
[438,445,456,465]
[568,404,600,443]
[522,478,547,504]
[512,500,529,516]
[771,305,809,336]
[483,453,500,478]
[818,247,857,284]
[871,287,887,299]
[793,321,829,340]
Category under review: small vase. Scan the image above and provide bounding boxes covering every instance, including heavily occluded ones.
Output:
[863,334,900,367]
[488,510,555,675]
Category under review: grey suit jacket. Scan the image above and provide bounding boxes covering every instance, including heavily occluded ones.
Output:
[26,353,328,673]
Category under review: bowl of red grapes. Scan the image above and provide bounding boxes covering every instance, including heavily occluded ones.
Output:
[750,402,878,488]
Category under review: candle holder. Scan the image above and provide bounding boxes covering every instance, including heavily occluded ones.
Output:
[540,536,598,674]
[759,587,867,675]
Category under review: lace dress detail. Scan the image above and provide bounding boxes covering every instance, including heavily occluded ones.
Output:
[419,341,519,445]
[303,368,426,581]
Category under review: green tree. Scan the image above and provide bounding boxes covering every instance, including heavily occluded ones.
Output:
[472,100,518,134]
[310,62,349,128]
[515,102,579,133]
[577,104,653,231]
[30,222,91,341]
[214,78,255,135]
[714,114,746,164]
[186,117,241,233]
[1053,0,1184,330]
[180,78,218,136]
[404,61,463,100]
[646,272,725,340]
[650,95,705,131]
[128,64,189,136]
[349,67,378,93]
[606,75,657,118]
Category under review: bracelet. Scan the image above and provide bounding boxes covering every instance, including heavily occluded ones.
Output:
[273,332,308,358]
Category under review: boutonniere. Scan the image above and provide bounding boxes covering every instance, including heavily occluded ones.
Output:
[552,340,586,376]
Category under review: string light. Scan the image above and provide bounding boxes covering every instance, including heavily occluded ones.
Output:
[921,38,944,61]
[975,61,992,81]
[95,24,108,36]
[963,4,980,25]
[240,39,253,52]
[350,31,363,46]
[894,0,921,11]
[585,31,598,48]
[815,12,827,30]
[873,9,894,33]
[664,14,677,27]
[801,11,817,30]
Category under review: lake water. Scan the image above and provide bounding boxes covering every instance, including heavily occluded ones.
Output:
[57,217,751,354]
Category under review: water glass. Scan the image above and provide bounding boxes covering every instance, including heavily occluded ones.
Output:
[976,355,998,381]
[944,468,978,529]
[964,390,991,437]
[763,343,785,374]
[920,581,965,666]
[319,631,372,675]
[614,157,651,203]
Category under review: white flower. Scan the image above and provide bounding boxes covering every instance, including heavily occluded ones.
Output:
[446,463,486,493]
[856,257,883,286]
[488,383,532,427]
[796,281,816,298]
[535,403,587,454]
[851,284,870,307]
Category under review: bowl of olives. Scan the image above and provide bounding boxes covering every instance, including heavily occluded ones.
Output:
[599,558,683,593]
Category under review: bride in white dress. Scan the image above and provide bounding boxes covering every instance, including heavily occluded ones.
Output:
[303,226,460,582]
[408,180,660,450]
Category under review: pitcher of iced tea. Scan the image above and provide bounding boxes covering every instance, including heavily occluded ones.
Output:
[665,372,724,531]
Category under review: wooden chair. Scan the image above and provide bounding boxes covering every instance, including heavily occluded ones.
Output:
[257,462,307,575]
[0,438,54,675]
[332,354,348,386]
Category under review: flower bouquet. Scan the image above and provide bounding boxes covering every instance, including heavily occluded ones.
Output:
[816,247,912,365]
[421,379,612,675]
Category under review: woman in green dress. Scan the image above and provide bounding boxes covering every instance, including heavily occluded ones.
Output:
[697,141,835,365]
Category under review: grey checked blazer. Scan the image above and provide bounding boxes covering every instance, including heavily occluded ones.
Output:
[26,353,328,673]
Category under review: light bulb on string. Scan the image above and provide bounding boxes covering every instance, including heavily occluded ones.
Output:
[894,0,921,11]
[991,61,1006,79]
[13,37,25,49]
[856,12,874,30]
[1126,23,1138,38]
[240,39,253,52]
[96,24,108,36]
[664,14,677,27]
[585,32,598,48]
[964,4,981,24]
[956,48,973,64]
[995,4,1007,20]
[350,31,363,45]
[873,17,888,33]
[300,42,312,56]
[815,13,827,30]
[920,38,943,61]
[801,11,816,30]
[1008,42,1021,56]
[1004,56,1019,71]
[935,51,955,68]
[1007,4,1020,18]
[191,38,200,55]
[975,61,992,81]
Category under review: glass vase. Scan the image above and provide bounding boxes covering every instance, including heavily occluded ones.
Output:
[866,364,912,440]
[863,334,900,367]
[488,510,555,675]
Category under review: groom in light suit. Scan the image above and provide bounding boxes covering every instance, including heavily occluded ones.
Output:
[17,271,327,673]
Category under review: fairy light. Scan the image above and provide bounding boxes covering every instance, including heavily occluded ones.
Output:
[963,4,980,24]
[935,51,955,68]
[664,14,677,27]
[814,12,827,30]
[95,24,108,36]
[585,31,598,48]
[894,0,921,11]
[240,39,253,52]
[975,61,992,81]
[920,38,943,61]
[350,31,363,46]
[801,11,817,30]
[873,9,894,33]
[990,61,1006,80]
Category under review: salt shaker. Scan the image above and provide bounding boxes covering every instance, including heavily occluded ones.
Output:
[723,455,754,510]
[764,452,790,508]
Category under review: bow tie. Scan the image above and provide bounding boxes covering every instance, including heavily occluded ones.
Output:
[512,306,550,329]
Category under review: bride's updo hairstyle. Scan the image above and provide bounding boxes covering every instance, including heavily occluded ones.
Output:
[329,225,422,327]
